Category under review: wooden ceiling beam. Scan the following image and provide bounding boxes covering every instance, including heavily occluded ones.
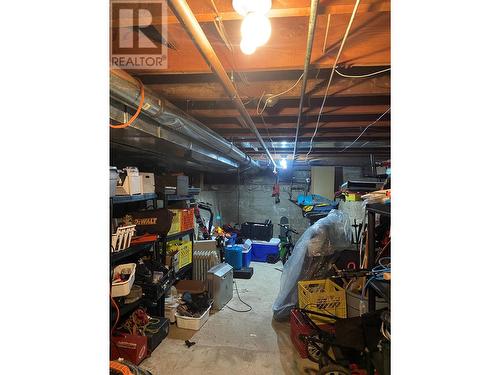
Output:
[186,104,391,117]
[112,1,390,28]
[171,94,390,110]
[196,112,390,125]
[204,121,390,130]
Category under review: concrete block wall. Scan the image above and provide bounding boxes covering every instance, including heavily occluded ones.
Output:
[198,173,310,238]
[197,168,371,240]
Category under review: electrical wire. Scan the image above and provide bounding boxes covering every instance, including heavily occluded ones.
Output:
[110,81,145,129]
[225,281,252,313]
[361,257,391,299]
[334,67,391,78]
[110,294,120,333]
[381,321,391,341]
[305,0,361,159]
[339,107,391,152]
[256,73,304,115]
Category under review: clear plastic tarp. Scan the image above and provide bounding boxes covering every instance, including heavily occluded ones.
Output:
[272,209,352,321]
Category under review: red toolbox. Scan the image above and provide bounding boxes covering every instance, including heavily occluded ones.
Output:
[290,308,335,358]
[110,333,148,365]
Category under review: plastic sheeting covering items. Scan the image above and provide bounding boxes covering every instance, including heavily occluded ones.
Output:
[272,209,352,321]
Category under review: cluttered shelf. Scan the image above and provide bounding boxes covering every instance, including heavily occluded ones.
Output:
[111,193,157,205]
[111,296,144,322]
[366,203,391,216]
[111,242,155,265]
[163,228,194,242]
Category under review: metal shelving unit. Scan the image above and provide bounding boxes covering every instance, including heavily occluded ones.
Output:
[365,202,390,375]
[366,203,390,312]
[110,193,169,320]
[111,242,155,266]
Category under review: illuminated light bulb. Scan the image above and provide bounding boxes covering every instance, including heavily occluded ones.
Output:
[232,0,247,16]
[233,0,272,16]
[241,12,271,47]
[280,158,287,169]
[240,38,257,55]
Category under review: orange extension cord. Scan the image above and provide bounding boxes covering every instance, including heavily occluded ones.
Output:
[110,81,145,129]
[111,293,120,333]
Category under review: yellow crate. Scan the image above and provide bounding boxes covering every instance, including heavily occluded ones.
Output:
[298,279,347,324]
[167,211,181,235]
[345,193,361,202]
[166,239,192,270]
[177,241,192,269]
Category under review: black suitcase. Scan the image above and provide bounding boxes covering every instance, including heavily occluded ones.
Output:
[145,316,169,353]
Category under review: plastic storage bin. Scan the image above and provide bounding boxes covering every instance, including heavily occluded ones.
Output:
[242,247,251,268]
[250,238,280,262]
[346,289,388,317]
[111,263,136,297]
[224,245,243,270]
[175,306,210,330]
[165,296,179,323]
[298,279,347,324]
[241,222,273,241]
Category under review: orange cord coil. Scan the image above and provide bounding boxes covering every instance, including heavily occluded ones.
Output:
[110,81,145,129]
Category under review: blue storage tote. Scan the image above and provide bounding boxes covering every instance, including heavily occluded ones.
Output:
[250,238,280,262]
[225,245,243,270]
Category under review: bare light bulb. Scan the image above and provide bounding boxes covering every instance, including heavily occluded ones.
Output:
[233,0,272,16]
[280,158,287,169]
[240,38,257,55]
[241,12,271,47]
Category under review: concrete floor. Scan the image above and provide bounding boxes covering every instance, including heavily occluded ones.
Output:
[141,262,318,375]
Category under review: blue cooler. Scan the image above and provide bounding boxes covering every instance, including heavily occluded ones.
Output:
[225,245,243,270]
[250,238,280,262]
[242,247,252,268]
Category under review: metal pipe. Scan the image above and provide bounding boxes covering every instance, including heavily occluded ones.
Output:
[110,101,239,170]
[110,69,261,170]
[292,0,319,168]
[168,0,277,171]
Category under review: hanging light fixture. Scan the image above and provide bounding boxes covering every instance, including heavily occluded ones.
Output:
[235,0,272,55]
[241,12,271,47]
[240,37,257,55]
[280,158,288,169]
[232,0,272,16]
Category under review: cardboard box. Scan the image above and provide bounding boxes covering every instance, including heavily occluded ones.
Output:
[175,280,206,294]
[194,240,217,252]
[110,333,148,365]
[177,175,189,196]
[180,208,195,231]
[140,172,155,194]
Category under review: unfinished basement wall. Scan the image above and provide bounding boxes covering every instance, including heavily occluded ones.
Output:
[198,172,310,238]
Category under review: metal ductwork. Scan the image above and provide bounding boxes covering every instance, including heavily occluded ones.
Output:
[292,0,319,166]
[110,100,240,171]
[110,69,261,171]
[168,0,278,171]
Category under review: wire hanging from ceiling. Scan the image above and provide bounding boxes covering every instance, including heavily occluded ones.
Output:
[305,0,361,160]
[256,73,304,115]
[334,67,391,78]
[339,107,391,152]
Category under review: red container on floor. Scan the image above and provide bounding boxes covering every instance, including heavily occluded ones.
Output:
[110,333,148,365]
[290,308,335,358]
